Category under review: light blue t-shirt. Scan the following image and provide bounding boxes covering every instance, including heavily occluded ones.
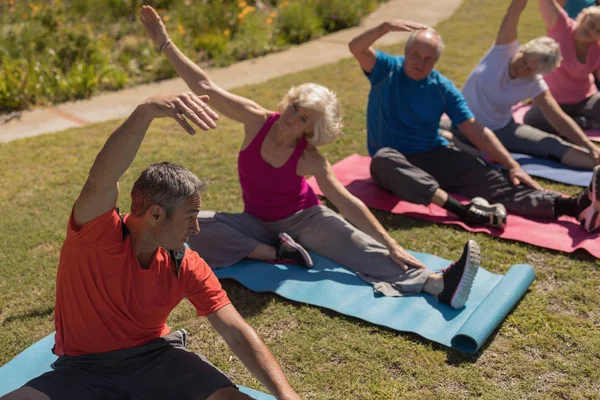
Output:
[365,51,473,156]
[564,0,596,19]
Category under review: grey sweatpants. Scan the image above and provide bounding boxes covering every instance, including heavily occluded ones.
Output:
[370,146,560,218]
[188,205,434,296]
[523,92,600,133]
[442,118,572,161]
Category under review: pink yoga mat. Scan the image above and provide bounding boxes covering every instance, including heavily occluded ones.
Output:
[512,103,600,142]
[307,154,600,258]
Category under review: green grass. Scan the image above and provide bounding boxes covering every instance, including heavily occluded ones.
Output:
[1,0,600,399]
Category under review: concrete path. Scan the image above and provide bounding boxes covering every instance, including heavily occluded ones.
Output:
[0,0,462,143]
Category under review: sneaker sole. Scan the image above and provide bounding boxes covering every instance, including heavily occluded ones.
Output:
[583,166,600,232]
[450,240,480,309]
[278,233,314,268]
[470,198,507,228]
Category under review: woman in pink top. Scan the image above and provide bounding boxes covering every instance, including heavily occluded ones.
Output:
[141,5,481,309]
[524,0,600,131]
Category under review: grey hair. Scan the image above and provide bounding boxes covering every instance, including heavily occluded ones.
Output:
[405,28,445,59]
[520,36,562,75]
[278,83,343,147]
[130,162,207,219]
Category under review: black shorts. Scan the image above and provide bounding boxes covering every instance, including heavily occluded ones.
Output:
[26,330,236,400]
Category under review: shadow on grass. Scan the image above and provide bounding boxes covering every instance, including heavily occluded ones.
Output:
[2,306,54,325]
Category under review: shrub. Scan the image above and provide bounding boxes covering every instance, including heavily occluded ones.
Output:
[274,1,323,45]
[229,10,273,61]
[316,0,378,32]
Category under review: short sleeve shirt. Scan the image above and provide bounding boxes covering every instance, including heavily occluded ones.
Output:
[365,51,473,156]
[462,41,548,130]
[564,0,596,19]
[53,208,230,356]
[544,8,600,104]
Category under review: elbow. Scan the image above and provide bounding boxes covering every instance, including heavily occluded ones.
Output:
[194,79,215,96]
[348,41,358,56]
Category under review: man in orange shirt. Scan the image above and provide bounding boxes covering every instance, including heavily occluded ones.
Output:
[2,92,299,400]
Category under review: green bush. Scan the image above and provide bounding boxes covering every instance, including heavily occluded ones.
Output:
[229,11,273,61]
[0,0,385,113]
[316,0,378,32]
[275,1,323,45]
[194,33,231,66]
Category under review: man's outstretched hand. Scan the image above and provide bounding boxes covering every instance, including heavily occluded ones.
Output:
[141,92,220,134]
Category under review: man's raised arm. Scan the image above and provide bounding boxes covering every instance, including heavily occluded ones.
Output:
[73,93,219,227]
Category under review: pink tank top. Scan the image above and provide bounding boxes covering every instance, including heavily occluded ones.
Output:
[238,113,320,221]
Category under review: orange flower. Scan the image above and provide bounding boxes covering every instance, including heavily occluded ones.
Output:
[28,3,42,13]
[177,24,185,35]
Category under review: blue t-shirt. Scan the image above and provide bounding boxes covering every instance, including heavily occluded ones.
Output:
[365,51,473,156]
[564,0,595,19]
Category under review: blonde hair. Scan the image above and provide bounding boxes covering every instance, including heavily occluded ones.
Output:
[520,36,562,75]
[576,5,600,25]
[278,83,343,146]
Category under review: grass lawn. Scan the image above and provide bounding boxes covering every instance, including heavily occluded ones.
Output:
[1,0,599,399]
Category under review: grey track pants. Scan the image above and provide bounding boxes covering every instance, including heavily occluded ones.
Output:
[523,92,600,134]
[188,205,434,296]
[369,146,560,219]
[441,118,572,161]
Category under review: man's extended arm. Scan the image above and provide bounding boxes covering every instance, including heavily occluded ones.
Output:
[73,93,218,227]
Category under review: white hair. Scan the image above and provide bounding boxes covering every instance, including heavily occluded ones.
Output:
[520,36,562,75]
[278,83,343,146]
[405,28,445,59]
[576,5,600,25]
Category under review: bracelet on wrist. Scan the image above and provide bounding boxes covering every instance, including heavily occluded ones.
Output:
[159,38,172,52]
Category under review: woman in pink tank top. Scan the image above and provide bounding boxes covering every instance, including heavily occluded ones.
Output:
[524,0,600,133]
[143,7,484,310]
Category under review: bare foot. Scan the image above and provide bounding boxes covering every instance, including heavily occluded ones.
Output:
[140,5,169,48]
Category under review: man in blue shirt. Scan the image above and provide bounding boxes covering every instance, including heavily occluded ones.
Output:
[348,21,600,233]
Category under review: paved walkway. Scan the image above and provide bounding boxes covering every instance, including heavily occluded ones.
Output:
[0,0,462,143]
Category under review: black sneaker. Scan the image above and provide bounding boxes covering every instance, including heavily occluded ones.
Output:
[275,233,314,268]
[438,240,480,309]
[464,197,507,229]
[577,165,600,233]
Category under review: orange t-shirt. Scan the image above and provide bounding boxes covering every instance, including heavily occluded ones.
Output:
[53,208,231,356]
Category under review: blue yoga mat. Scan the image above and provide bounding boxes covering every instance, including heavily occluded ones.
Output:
[215,252,535,354]
[0,334,274,399]
[510,152,591,187]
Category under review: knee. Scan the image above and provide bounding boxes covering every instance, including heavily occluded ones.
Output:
[370,147,402,176]
[0,387,50,400]
[539,135,570,160]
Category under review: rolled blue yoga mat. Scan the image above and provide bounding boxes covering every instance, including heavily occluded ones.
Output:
[509,152,591,187]
[0,334,275,399]
[215,252,535,354]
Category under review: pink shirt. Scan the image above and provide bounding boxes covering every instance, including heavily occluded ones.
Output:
[544,8,600,104]
[238,113,320,222]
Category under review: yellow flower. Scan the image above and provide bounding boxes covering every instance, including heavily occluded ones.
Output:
[28,3,41,12]
[9,0,14,5]
[237,0,247,8]
[266,17,273,25]
[223,29,231,38]
[163,15,170,22]
[280,0,289,8]
[269,11,277,18]
[177,24,185,35]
